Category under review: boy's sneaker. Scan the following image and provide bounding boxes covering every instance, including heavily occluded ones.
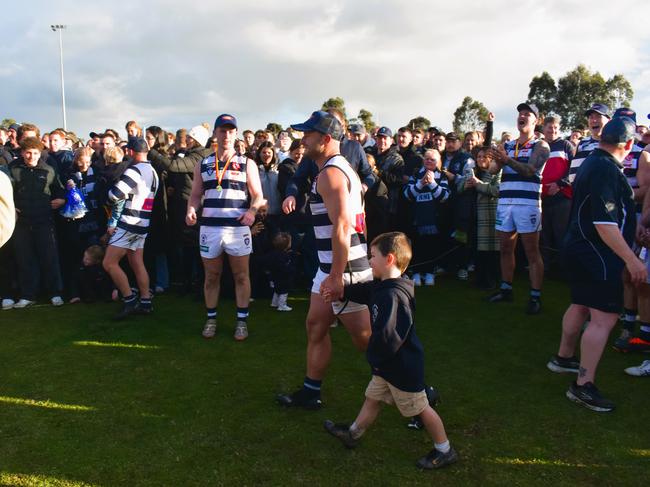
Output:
[234,320,248,341]
[412,273,422,287]
[624,360,650,377]
[135,301,153,315]
[202,318,217,339]
[613,336,650,353]
[13,299,35,309]
[323,420,358,449]
[526,298,542,315]
[276,388,322,410]
[2,298,15,310]
[416,447,459,470]
[277,304,293,311]
[270,293,279,308]
[51,296,64,307]
[424,273,435,286]
[113,300,138,321]
[566,381,615,412]
[487,289,513,303]
[457,269,469,281]
[547,355,580,374]
[407,416,424,430]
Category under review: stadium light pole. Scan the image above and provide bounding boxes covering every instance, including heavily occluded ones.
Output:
[51,24,67,130]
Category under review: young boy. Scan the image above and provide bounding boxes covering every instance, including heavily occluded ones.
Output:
[322,231,458,470]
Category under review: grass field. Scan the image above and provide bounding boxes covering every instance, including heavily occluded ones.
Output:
[0,274,648,486]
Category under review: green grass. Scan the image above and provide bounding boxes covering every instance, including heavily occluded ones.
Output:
[0,275,648,486]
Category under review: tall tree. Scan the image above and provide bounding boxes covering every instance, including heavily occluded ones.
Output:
[407,116,431,130]
[357,109,376,131]
[321,97,347,118]
[265,122,283,136]
[555,64,609,130]
[527,71,557,117]
[452,97,489,134]
[604,74,634,110]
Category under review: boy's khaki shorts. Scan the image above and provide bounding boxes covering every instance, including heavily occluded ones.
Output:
[364,375,428,417]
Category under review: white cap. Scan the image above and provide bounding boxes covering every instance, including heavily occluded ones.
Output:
[188,125,210,148]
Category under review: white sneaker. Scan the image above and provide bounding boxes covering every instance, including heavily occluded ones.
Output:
[51,296,64,307]
[412,273,422,287]
[424,273,435,286]
[457,269,469,281]
[271,292,279,308]
[154,286,165,294]
[14,299,35,309]
[2,298,15,310]
[277,294,292,311]
[624,360,650,377]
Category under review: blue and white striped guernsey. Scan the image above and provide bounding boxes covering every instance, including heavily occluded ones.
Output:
[623,143,644,189]
[199,154,249,227]
[569,136,599,184]
[309,155,370,274]
[108,161,159,235]
[498,138,545,208]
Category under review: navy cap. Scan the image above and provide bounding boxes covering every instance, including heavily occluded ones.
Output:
[517,102,539,118]
[585,103,611,119]
[612,107,636,124]
[213,114,238,130]
[290,111,344,140]
[126,136,149,153]
[445,131,460,141]
[376,126,393,138]
[349,123,366,135]
[8,123,21,131]
[601,117,636,144]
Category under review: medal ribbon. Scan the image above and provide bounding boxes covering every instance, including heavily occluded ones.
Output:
[514,137,533,159]
[214,146,236,190]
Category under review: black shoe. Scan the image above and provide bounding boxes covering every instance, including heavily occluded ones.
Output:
[135,300,153,315]
[276,388,322,410]
[546,354,579,374]
[323,420,358,449]
[526,298,541,315]
[112,300,138,321]
[407,416,424,430]
[416,447,459,470]
[487,289,513,303]
[566,381,615,412]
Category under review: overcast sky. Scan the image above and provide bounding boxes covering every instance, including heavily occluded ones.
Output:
[2,0,649,139]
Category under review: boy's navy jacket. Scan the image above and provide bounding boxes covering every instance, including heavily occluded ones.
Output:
[343,277,424,392]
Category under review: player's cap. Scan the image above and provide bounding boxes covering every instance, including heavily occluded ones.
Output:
[585,103,611,119]
[213,114,238,130]
[516,102,540,118]
[290,111,344,140]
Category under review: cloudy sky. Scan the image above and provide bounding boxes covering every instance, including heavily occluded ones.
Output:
[2,0,650,139]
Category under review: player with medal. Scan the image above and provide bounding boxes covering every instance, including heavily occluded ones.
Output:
[186,114,265,341]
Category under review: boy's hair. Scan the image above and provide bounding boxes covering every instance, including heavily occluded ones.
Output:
[272,232,292,252]
[19,136,44,152]
[370,232,412,273]
[84,245,105,264]
[73,146,94,163]
[103,146,124,164]
[17,123,40,140]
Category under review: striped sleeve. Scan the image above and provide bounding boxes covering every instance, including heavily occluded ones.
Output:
[109,167,141,203]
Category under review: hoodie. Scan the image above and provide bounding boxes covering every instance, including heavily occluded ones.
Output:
[343,277,425,392]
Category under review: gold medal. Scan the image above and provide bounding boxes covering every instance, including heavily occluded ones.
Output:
[216,185,222,191]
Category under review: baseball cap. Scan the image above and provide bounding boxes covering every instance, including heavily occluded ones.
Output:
[376,126,393,138]
[349,123,366,135]
[445,131,460,141]
[126,136,149,153]
[8,123,21,132]
[600,117,636,144]
[188,125,210,148]
[612,107,636,124]
[290,111,344,140]
[517,102,540,118]
[214,114,238,130]
[585,103,611,119]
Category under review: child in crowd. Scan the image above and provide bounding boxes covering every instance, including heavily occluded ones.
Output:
[268,232,294,312]
[78,245,112,302]
[322,232,458,470]
[402,149,450,286]
[464,146,501,289]
[103,146,126,241]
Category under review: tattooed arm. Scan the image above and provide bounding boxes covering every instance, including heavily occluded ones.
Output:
[491,140,550,178]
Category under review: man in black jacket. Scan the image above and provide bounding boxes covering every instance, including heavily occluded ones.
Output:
[9,137,65,308]
[368,127,405,230]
